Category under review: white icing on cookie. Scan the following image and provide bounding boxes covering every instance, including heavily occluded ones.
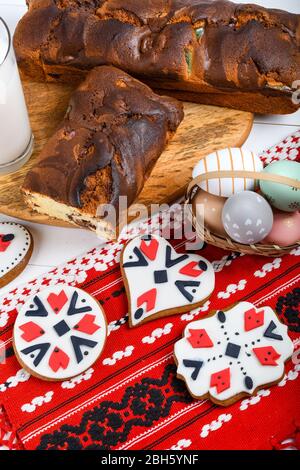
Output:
[13,286,107,381]
[121,235,215,327]
[174,302,293,404]
[0,223,31,279]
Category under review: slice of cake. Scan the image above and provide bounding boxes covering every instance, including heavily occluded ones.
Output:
[22,66,184,238]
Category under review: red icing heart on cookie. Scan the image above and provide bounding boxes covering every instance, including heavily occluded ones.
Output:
[179,261,206,278]
[74,314,100,335]
[0,233,14,252]
[19,321,45,342]
[47,290,68,314]
[140,238,159,261]
[48,347,70,372]
[136,289,157,314]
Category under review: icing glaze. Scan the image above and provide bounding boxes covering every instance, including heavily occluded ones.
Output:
[121,235,215,327]
[0,223,31,278]
[174,302,293,404]
[13,286,107,380]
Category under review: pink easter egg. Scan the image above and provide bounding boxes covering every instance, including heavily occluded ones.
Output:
[264,211,300,246]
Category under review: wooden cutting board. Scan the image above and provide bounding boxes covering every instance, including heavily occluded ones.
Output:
[0,80,253,228]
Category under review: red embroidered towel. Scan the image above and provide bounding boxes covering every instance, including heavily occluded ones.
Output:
[259,129,300,164]
[0,135,299,451]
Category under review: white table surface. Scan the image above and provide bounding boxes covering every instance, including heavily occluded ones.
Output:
[0,0,299,296]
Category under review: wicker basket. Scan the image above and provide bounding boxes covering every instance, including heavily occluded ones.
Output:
[185,170,300,257]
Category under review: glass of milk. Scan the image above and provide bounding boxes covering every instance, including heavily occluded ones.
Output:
[0,17,33,174]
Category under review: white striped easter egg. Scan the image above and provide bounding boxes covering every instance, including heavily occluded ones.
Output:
[192,148,263,197]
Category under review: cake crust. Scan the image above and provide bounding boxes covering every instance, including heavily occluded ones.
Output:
[22,66,184,236]
[14,0,300,114]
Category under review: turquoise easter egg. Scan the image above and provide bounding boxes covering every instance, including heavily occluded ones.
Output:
[260,161,300,212]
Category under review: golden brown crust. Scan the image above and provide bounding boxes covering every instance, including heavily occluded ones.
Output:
[14,0,300,114]
[22,66,183,229]
[153,88,300,115]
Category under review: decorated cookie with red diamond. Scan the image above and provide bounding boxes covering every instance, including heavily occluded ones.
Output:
[13,286,107,381]
[121,235,215,327]
[0,222,33,288]
[174,302,293,406]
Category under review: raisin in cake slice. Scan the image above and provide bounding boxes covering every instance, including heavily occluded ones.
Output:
[22,66,183,238]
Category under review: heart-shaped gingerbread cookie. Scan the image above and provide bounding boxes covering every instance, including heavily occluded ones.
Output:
[121,235,215,327]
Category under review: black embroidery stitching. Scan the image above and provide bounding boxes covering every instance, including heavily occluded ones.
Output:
[276,288,300,333]
[36,364,192,450]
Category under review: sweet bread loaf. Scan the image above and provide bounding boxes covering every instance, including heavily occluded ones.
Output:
[22,66,184,237]
[14,0,300,114]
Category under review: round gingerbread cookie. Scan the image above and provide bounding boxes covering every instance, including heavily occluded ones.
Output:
[13,286,107,381]
[0,222,33,288]
[174,302,294,406]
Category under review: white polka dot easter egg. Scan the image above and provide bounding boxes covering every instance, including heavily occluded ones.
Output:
[260,161,300,212]
[222,191,274,244]
[192,148,263,197]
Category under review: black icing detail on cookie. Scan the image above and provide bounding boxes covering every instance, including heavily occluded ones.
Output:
[134,308,144,320]
[141,235,152,241]
[21,343,51,367]
[67,292,92,316]
[53,320,70,337]
[217,311,226,323]
[225,342,241,359]
[123,247,149,268]
[198,260,208,271]
[154,270,168,284]
[70,336,98,364]
[182,359,203,381]
[175,280,200,303]
[165,245,188,268]
[263,321,283,341]
[2,234,15,242]
[25,296,48,317]
[244,376,254,390]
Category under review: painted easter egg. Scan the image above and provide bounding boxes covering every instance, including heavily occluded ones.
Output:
[192,189,227,236]
[222,191,274,244]
[260,161,300,212]
[264,211,300,247]
[192,148,263,197]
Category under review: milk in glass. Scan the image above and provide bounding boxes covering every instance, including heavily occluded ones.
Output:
[0,17,33,174]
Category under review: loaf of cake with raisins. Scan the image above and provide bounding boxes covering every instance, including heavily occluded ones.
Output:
[22,66,184,237]
[14,0,300,114]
